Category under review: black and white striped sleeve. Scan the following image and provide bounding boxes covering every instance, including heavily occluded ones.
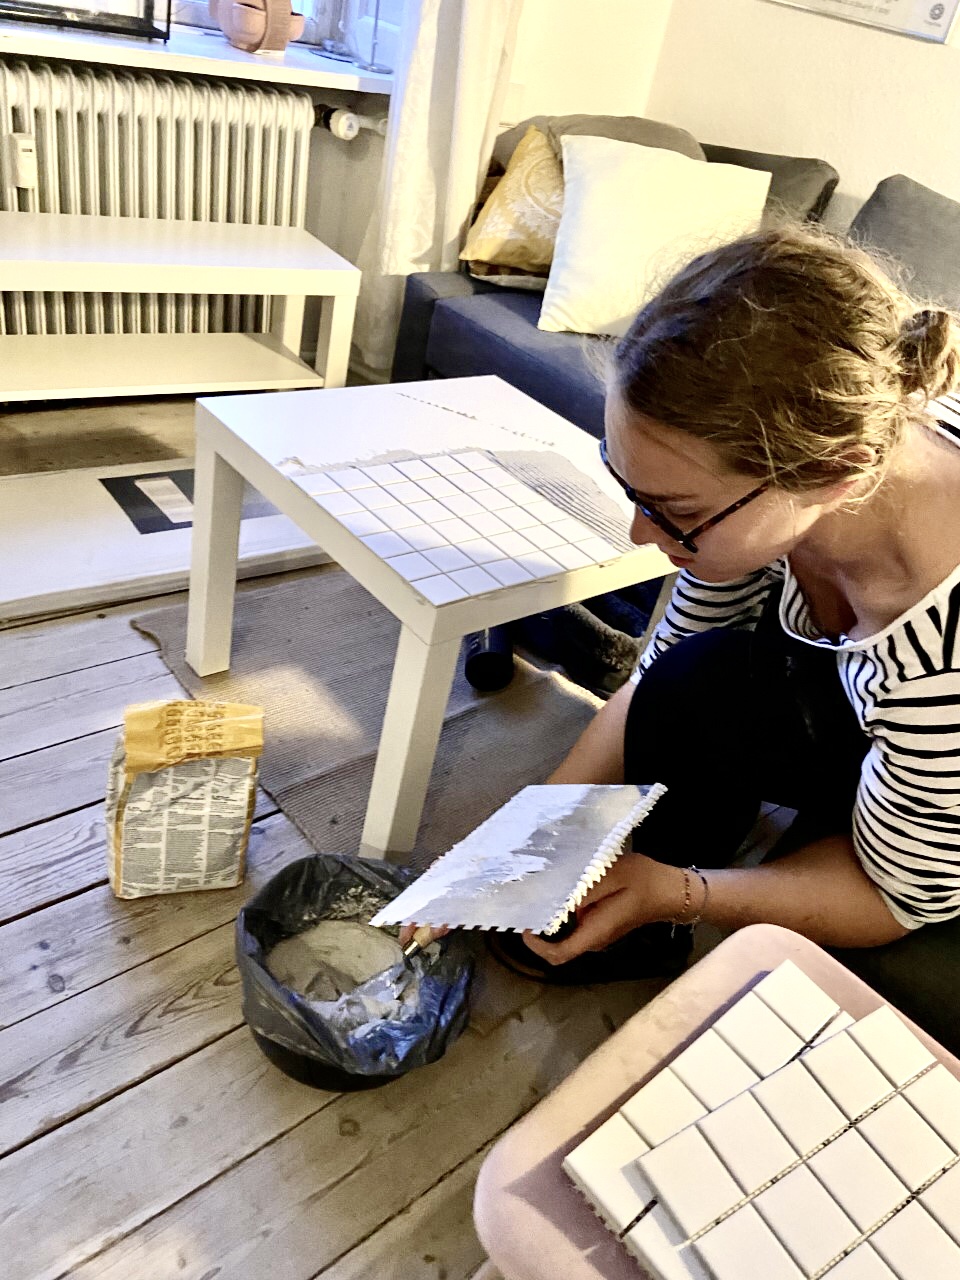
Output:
[630,565,782,684]
[855,669,960,928]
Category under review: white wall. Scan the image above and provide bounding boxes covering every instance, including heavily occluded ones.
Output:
[508,0,674,122]
[645,0,960,227]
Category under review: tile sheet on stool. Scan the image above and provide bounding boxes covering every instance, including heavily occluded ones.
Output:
[562,961,960,1280]
[291,450,622,604]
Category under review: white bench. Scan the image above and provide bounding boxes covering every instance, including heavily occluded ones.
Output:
[0,210,360,400]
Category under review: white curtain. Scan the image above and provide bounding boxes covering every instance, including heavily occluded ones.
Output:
[351,0,523,375]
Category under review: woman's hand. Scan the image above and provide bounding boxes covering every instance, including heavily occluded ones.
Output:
[398,922,449,948]
[522,853,681,966]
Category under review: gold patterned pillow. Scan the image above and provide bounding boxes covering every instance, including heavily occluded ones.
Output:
[460,125,563,277]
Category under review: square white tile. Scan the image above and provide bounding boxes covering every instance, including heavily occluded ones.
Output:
[355,486,399,511]
[457,451,495,471]
[423,545,473,573]
[801,1032,894,1120]
[465,511,512,537]
[361,462,406,485]
[514,551,565,580]
[624,1204,714,1280]
[753,1164,859,1275]
[315,490,364,516]
[400,523,447,552]
[693,1205,806,1280]
[638,1125,744,1237]
[327,466,372,490]
[903,1066,960,1152]
[415,574,468,606]
[523,523,567,550]
[548,515,594,541]
[489,530,537,559]
[418,476,460,500]
[361,531,412,558]
[871,1200,960,1280]
[576,536,622,563]
[499,505,541,531]
[425,453,466,476]
[807,1128,909,1230]
[378,504,423,531]
[697,1092,797,1195]
[404,498,450,524]
[385,552,437,582]
[459,537,503,565]
[920,1161,960,1245]
[753,962,840,1042]
[712,991,804,1077]
[474,464,514,488]
[385,480,431,504]
[450,471,491,494]
[440,492,486,519]
[857,1095,954,1191]
[484,559,534,587]
[812,1011,856,1045]
[549,544,595,571]
[450,565,501,595]
[293,471,342,496]
[620,1068,708,1146]
[475,488,515,512]
[395,458,438,481]
[752,1059,847,1155]
[824,1245,899,1280]
[340,510,388,537]
[562,1112,653,1233]
[847,1007,937,1088]
[432,517,476,543]
[669,1028,760,1111]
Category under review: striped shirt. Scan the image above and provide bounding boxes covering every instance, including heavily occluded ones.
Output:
[632,393,960,929]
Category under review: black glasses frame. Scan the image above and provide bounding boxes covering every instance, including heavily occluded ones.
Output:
[599,437,769,555]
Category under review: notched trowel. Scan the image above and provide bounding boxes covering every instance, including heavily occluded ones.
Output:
[372,783,667,949]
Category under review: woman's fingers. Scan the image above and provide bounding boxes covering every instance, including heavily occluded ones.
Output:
[521,889,641,965]
[397,923,449,947]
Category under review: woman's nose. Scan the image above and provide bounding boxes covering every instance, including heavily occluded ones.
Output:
[629,506,659,547]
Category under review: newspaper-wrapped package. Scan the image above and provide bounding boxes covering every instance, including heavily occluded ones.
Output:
[106,700,264,900]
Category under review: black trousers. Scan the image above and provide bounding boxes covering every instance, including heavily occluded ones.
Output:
[622,605,960,1055]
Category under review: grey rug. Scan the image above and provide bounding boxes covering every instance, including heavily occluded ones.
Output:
[134,565,601,871]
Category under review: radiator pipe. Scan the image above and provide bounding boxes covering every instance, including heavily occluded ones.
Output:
[314,103,388,141]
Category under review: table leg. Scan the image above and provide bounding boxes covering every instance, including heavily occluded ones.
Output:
[359,627,462,858]
[315,291,357,389]
[270,294,306,359]
[185,440,244,677]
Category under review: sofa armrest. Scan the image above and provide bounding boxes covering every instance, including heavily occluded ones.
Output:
[391,271,487,382]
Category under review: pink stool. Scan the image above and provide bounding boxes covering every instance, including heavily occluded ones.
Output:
[473,923,960,1280]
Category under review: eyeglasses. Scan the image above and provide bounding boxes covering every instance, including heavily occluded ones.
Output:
[599,437,769,555]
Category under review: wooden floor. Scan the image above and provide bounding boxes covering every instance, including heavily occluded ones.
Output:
[0,399,790,1280]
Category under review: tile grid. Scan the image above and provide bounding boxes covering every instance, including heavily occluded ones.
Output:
[563,963,960,1280]
[285,449,625,606]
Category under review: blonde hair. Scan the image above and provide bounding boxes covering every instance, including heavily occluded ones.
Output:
[611,223,960,494]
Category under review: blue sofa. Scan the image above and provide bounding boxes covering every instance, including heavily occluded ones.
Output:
[391,118,841,439]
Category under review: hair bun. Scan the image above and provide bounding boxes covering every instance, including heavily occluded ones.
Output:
[898,307,960,399]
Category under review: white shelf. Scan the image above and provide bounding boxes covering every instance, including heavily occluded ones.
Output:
[0,20,393,95]
[0,211,361,295]
[0,332,324,399]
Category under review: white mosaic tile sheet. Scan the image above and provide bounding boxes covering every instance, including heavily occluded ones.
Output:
[563,962,960,1280]
[290,450,624,605]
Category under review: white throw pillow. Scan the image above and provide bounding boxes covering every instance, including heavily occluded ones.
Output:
[538,136,772,337]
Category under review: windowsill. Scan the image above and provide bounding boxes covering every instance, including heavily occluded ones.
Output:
[0,19,394,93]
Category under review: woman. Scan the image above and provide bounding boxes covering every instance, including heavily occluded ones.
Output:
[521,221,960,988]
[411,225,960,1044]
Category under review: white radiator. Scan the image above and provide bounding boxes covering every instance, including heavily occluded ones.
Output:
[0,59,314,337]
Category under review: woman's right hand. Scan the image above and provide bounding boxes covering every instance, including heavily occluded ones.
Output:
[398,922,449,948]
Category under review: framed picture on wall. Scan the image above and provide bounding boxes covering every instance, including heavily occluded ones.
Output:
[765,0,960,43]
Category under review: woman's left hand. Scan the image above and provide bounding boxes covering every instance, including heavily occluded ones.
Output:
[522,853,680,966]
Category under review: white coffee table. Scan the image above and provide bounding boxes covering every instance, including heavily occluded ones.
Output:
[185,375,669,858]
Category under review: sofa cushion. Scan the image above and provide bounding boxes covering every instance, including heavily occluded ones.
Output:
[848,174,960,311]
[425,290,607,436]
[492,113,705,171]
[701,143,839,222]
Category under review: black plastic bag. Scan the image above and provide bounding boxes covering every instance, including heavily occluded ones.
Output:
[236,853,474,1090]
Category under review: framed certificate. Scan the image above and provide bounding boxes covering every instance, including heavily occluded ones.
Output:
[765,0,960,43]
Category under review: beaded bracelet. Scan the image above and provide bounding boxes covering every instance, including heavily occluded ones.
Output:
[671,865,711,933]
